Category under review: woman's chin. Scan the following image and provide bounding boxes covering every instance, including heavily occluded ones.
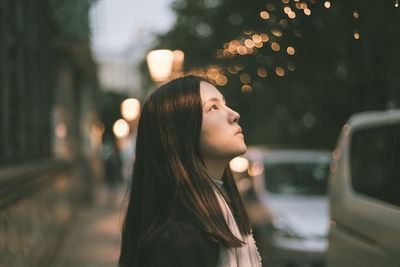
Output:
[230,143,247,158]
[237,145,247,156]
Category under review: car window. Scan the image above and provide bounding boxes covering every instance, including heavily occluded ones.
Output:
[264,161,330,195]
[350,123,400,207]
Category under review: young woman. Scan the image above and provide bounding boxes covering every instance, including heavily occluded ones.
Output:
[119,75,261,267]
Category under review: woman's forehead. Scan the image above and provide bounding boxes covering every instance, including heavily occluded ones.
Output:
[200,81,224,103]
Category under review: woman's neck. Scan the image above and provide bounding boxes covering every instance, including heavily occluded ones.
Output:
[203,159,228,180]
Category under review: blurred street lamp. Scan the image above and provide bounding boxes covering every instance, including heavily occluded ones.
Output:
[146,49,185,83]
[113,119,130,138]
[121,98,141,121]
[146,49,174,82]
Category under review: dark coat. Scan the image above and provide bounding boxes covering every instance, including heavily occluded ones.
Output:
[139,219,220,267]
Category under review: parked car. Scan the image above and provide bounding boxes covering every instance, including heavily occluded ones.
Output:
[327,109,400,267]
[238,148,331,267]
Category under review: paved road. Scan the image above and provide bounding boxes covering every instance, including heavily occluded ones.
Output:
[53,187,126,267]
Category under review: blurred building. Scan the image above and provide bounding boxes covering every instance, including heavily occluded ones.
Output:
[0,1,103,266]
[93,33,158,99]
[95,49,142,96]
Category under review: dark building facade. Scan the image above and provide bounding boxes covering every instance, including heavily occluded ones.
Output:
[0,1,103,266]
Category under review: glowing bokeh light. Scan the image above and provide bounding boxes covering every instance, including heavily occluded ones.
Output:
[272,29,282,37]
[121,98,141,121]
[248,161,264,176]
[240,73,251,84]
[229,156,250,173]
[215,75,228,86]
[284,6,292,14]
[324,1,331,8]
[113,119,130,138]
[207,67,219,79]
[257,68,268,78]
[287,46,295,55]
[241,85,252,93]
[237,46,247,55]
[276,67,285,76]
[146,49,173,82]
[260,11,270,19]
[260,33,269,42]
[255,42,263,48]
[229,40,240,53]
[244,39,255,48]
[271,42,280,51]
[304,8,311,15]
[252,34,262,43]
[223,50,232,58]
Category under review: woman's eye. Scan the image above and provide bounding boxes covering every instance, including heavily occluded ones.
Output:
[210,105,218,111]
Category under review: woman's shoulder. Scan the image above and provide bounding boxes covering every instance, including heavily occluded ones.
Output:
[141,219,219,267]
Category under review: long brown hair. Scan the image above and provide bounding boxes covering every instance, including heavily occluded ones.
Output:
[119,75,251,267]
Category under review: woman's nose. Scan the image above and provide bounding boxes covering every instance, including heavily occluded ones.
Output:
[229,108,240,124]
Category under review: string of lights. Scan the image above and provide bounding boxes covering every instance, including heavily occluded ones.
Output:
[187,0,399,93]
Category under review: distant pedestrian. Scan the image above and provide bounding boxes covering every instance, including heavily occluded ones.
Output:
[103,140,123,205]
[119,76,261,267]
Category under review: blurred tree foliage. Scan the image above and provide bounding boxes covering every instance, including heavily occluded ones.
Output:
[154,0,400,149]
[49,0,97,41]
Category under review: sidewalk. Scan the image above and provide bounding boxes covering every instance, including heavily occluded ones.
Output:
[52,186,126,267]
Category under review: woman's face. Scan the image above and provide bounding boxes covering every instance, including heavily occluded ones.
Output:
[199,81,246,160]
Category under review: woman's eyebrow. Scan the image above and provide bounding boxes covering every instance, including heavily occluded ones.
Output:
[203,97,226,106]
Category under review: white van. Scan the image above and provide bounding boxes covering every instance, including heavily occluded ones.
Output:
[327,109,400,267]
